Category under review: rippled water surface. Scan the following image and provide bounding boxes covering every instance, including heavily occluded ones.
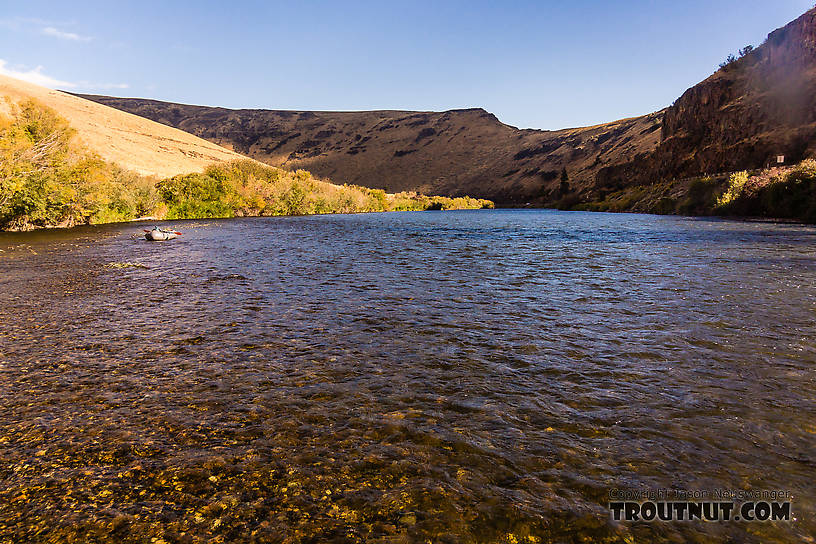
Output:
[1,210,814,543]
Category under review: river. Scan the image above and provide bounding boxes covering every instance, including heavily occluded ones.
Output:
[0,210,813,543]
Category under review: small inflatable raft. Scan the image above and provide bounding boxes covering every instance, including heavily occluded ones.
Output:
[144,227,182,241]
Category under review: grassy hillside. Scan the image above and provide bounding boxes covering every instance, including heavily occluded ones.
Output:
[0,74,246,178]
[0,100,491,231]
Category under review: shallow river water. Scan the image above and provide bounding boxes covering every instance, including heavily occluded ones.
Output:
[0,210,814,543]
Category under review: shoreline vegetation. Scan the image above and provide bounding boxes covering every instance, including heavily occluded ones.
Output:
[0,99,493,232]
[4,98,815,231]
[551,159,816,223]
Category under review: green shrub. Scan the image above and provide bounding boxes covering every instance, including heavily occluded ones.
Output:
[0,100,161,229]
[716,171,750,208]
[756,160,816,221]
[157,173,236,219]
[677,176,718,215]
[785,158,816,184]
[653,197,677,215]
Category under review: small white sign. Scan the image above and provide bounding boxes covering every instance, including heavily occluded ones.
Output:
[777,155,785,164]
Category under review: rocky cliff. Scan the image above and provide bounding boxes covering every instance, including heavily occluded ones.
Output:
[597,7,816,189]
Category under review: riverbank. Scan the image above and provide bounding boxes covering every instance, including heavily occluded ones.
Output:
[556,160,816,223]
[0,100,491,231]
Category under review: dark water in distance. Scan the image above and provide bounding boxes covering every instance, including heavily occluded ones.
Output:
[0,210,814,543]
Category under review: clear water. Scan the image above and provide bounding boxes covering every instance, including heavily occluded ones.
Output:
[0,210,814,543]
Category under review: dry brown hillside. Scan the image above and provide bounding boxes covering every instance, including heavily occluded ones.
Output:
[0,74,246,178]
[76,98,663,206]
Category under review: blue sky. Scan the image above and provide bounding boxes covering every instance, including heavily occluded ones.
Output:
[0,0,812,129]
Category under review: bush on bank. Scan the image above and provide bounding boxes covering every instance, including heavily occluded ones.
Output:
[0,99,162,229]
[573,159,816,222]
[159,161,493,219]
[713,160,816,221]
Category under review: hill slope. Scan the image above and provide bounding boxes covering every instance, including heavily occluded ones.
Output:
[80,7,816,206]
[0,80,492,230]
[75,100,663,206]
[0,74,246,178]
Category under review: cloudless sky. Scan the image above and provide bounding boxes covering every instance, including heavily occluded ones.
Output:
[0,0,812,129]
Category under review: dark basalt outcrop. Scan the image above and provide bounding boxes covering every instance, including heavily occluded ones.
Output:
[597,7,816,190]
